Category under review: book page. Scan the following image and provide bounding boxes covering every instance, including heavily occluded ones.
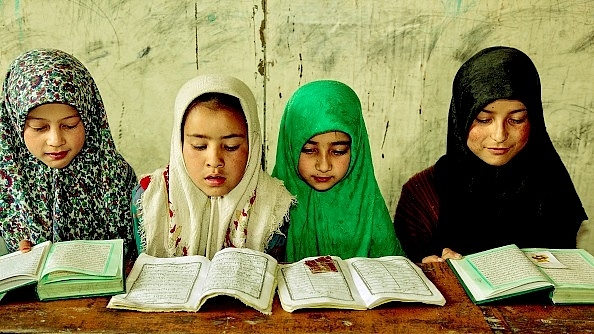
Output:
[199,247,277,314]
[466,244,548,288]
[449,244,552,302]
[0,241,51,293]
[0,241,50,281]
[346,256,446,307]
[277,256,366,312]
[525,249,594,286]
[41,240,122,278]
[107,253,208,312]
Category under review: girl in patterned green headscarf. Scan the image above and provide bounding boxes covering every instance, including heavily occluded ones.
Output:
[273,80,404,262]
[0,49,137,257]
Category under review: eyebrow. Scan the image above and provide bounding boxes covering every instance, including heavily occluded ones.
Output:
[187,133,246,139]
[306,139,352,146]
[26,115,81,121]
[480,108,528,114]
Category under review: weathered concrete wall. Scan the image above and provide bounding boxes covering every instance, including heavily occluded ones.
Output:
[1,0,592,253]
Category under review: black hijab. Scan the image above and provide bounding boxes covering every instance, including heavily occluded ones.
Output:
[433,46,587,255]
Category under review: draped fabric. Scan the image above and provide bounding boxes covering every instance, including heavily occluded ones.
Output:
[273,80,404,262]
[432,46,587,255]
[0,49,136,256]
[136,75,293,259]
[393,166,439,263]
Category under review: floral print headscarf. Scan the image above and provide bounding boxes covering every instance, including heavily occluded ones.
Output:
[0,49,136,256]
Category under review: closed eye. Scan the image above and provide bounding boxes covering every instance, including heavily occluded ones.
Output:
[224,145,240,151]
[301,147,316,154]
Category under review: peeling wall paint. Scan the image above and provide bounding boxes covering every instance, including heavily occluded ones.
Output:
[1,0,593,253]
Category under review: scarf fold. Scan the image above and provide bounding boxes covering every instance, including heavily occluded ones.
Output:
[139,75,293,259]
[0,48,136,255]
[273,80,404,262]
[433,46,587,255]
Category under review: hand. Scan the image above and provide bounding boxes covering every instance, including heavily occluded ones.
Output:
[421,248,462,263]
[19,239,33,253]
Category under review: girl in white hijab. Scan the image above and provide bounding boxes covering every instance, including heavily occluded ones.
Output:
[132,75,293,259]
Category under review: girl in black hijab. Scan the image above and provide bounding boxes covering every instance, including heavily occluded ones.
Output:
[394,46,587,262]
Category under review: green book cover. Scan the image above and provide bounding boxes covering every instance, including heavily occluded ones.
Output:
[0,239,124,301]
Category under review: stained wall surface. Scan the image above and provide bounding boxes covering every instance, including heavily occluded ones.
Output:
[1,0,592,253]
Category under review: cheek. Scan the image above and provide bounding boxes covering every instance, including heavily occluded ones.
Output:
[335,155,351,179]
[297,154,311,178]
[466,126,482,144]
[516,124,530,146]
[23,131,37,150]
[182,145,201,171]
[231,148,249,174]
[72,129,86,150]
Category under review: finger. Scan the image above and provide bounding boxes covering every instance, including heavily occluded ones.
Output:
[422,255,444,263]
[19,239,33,253]
[442,248,462,260]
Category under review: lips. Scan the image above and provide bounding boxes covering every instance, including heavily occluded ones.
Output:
[204,175,226,186]
[487,147,510,155]
[46,151,68,160]
[313,176,332,183]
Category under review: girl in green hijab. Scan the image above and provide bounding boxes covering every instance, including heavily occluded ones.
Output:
[273,80,405,262]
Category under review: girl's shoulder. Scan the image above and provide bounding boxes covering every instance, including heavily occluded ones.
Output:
[133,166,170,201]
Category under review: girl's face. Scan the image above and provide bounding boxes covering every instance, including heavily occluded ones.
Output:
[467,99,530,166]
[182,103,249,197]
[23,103,85,169]
[298,131,351,191]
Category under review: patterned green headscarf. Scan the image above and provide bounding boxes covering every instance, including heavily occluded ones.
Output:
[273,80,404,261]
[0,49,136,256]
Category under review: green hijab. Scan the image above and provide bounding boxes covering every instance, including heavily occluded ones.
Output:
[273,80,404,261]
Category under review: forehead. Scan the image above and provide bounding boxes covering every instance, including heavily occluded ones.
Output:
[307,131,351,143]
[184,104,247,133]
[26,103,80,120]
[481,99,527,113]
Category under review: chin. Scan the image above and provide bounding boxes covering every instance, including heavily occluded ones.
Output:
[199,186,231,197]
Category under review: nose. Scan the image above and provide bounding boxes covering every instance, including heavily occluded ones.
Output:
[491,121,508,143]
[206,147,224,168]
[47,128,66,147]
[315,153,332,173]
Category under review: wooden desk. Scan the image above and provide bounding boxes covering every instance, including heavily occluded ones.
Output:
[1,262,593,334]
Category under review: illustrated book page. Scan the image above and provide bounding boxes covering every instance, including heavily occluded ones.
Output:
[277,255,367,312]
[522,248,594,304]
[107,247,278,314]
[277,255,445,312]
[448,244,553,304]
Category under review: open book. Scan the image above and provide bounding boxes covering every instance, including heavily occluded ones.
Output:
[448,244,594,304]
[107,247,278,314]
[108,250,445,314]
[0,239,124,301]
[277,255,445,312]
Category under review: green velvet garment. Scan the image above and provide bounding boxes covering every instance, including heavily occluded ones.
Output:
[272,80,405,262]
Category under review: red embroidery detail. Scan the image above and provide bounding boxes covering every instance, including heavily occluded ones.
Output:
[170,224,176,233]
[182,247,188,256]
[163,166,170,190]
[175,237,181,247]
[169,208,174,218]
[224,227,233,247]
[139,175,151,190]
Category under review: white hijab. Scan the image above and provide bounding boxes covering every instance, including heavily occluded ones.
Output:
[139,75,293,258]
